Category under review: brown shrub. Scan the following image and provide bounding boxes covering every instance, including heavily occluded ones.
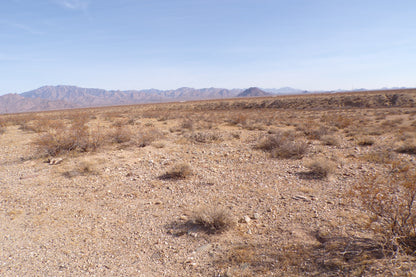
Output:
[362,150,396,164]
[33,121,103,156]
[188,131,222,143]
[180,119,194,130]
[304,158,336,179]
[159,163,192,180]
[356,136,375,146]
[192,206,235,233]
[256,132,308,159]
[395,140,416,155]
[353,161,416,254]
[320,134,340,146]
[136,127,163,147]
[108,126,132,144]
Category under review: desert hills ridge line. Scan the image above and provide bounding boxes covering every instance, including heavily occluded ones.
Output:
[0,86,303,114]
[0,85,412,114]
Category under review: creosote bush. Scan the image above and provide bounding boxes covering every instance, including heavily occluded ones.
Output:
[136,127,163,147]
[395,140,416,155]
[108,126,132,144]
[304,158,335,179]
[256,132,308,159]
[353,161,416,254]
[33,120,104,156]
[192,206,235,233]
[159,163,192,180]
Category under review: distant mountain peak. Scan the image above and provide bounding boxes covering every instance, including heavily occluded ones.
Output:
[237,87,272,97]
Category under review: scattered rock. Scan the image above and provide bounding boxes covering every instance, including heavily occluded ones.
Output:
[292,195,310,202]
[240,215,251,224]
[252,213,260,220]
[48,158,64,165]
[196,244,211,253]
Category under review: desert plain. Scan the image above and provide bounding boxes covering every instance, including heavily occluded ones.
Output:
[1,90,416,276]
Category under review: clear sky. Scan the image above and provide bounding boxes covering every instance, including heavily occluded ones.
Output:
[1,0,416,95]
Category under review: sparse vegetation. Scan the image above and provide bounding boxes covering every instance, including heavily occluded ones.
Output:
[192,206,235,233]
[353,161,416,255]
[159,163,192,180]
[33,119,103,156]
[256,131,308,159]
[303,158,336,179]
[2,90,416,276]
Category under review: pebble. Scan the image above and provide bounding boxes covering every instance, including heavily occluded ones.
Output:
[243,215,251,224]
[252,213,260,220]
[292,195,310,202]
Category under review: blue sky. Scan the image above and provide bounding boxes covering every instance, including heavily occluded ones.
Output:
[1,0,415,95]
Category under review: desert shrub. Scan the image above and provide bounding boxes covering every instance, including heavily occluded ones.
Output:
[353,161,416,254]
[33,121,103,156]
[108,126,132,144]
[159,163,192,180]
[188,131,222,143]
[356,136,375,146]
[136,127,163,147]
[320,134,340,146]
[324,115,354,129]
[180,119,194,130]
[297,122,330,140]
[362,150,396,164]
[256,132,308,159]
[395,140,416,155]
[304,158,335,179]
[226,113,248,126]
[192,206,235,233]
[62,160,97,178]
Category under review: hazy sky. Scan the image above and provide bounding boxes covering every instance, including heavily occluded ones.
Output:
[1,0,415,95]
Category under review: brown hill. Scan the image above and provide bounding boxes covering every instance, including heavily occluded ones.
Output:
[0,93,75,114]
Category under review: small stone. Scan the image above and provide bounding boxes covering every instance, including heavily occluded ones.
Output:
[243,215,251,224]
[247,229,252,234]
[196,244,211,253]
[252,213,260,220]
[154,201,162,205]
[292,195,310,202]
[49,158,63,165]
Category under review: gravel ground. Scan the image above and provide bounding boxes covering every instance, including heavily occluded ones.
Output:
[1,102,416,276]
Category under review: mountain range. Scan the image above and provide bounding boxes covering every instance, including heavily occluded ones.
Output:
[0,85,304,114]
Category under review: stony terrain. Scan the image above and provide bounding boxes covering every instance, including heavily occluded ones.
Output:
[1,90,416,276]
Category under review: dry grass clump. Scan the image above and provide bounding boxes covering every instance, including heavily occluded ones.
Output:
[159,163,192,180]
[353,161,416,255]
[192,206,235,233]
[256,131,308,159]
[304,158,336,179]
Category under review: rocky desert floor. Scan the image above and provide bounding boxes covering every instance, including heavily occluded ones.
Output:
[1,91,416,276]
